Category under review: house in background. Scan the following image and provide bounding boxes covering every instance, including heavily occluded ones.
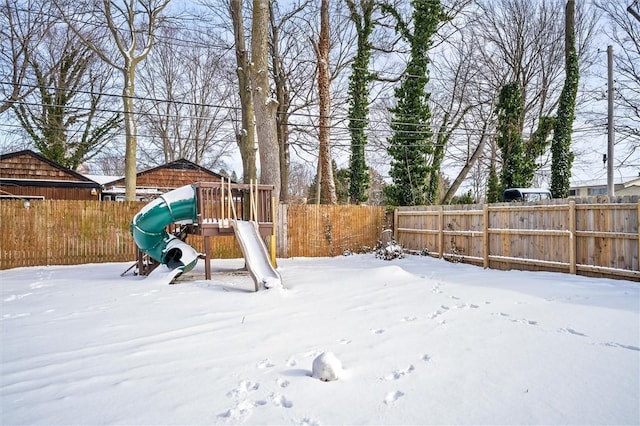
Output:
[569,174,640,197]
[0,150,101,201]
[93,158,229,201]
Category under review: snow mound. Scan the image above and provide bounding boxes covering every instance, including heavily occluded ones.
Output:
[369,265,417,282]
[312,352,342,382]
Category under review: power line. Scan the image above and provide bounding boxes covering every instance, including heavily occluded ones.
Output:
[2,81,614,136]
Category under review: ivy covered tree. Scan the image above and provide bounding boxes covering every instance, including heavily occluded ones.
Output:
[345,0,376,205]
[486,161,502,203]
[12,27,120,170]
[495,82,526,189]
[524,115,555,184]
[382,0,448,206]
[550,0,578,198]
[494,82,555,196]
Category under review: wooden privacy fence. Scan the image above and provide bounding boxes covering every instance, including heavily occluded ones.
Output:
[0,200,387,270]
[395,200,640,281]
[277,204,388,257]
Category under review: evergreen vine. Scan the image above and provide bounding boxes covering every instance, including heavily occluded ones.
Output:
[382,0,448,206]
[551,0,578,199]
[486,162,502,203]
[495,82,526,189]
[346,1,375,204]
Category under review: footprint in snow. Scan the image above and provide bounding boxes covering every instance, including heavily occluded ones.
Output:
[257,359,275,368]
[558,328,587,337]
[421,354,431,362]
[384,365,415,381]
[429,309,446,319]
[218,399,264,422]
[370,328,385,335]
[454,303,480,309]
[276,378,290,388]
[510,318,538,326]
[603,342,640,351]
[299,417,321,426]
[226,380,259,398]
[384,390,405,405]
[270,392,293,408]
[286,358,297,367]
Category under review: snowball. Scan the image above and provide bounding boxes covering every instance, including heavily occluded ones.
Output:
[312,352,342,382]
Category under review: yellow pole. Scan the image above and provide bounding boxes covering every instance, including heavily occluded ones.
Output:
[251,180,257,222]
[254,179,260,223]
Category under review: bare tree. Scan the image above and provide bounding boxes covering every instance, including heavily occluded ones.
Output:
[456,0,598,198]
[474,0,566,136]
[252,0,281,202]
[228,0,258,184]
[310,0,336,204]
[137,28,236,170]
[11,25,121,169]
[269,0,311,202]
[596,0,640,168]
[56,0,171,201]
[0,0,55,115]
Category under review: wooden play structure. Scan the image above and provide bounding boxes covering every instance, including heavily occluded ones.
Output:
[130,179,276,282]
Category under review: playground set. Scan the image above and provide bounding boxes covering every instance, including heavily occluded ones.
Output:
[126,179,280,290]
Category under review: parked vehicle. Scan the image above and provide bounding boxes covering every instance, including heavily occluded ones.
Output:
[502,188,552,202]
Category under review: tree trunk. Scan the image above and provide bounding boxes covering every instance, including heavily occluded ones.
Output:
[313,0,336,204]
[270,4,290,203]
[252,0,281,203]
[276,98,290,203]
[550,0,578,198]
[442,125,489,204]
[230,0,257,184]
[123,67,137,201]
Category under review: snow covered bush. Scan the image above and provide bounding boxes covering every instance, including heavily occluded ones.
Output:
[375,239,405,261]
[312,352,342,382]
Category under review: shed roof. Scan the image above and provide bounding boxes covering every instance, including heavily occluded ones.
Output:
[0,150,100,187]
[105,158,229,187]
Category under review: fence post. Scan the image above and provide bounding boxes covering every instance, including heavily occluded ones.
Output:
[483,204,489,269]
[438,206,444,258]
[569,200,576,274]
[393,208,398,240]
[637,201,639,272]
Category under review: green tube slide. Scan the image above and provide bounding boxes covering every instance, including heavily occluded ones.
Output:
[130,184,200,273]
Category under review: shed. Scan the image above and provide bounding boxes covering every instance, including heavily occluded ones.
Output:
[0,150,101,200]
[101,159,229,201]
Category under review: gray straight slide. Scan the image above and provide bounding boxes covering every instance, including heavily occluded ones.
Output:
[232,220,281,291]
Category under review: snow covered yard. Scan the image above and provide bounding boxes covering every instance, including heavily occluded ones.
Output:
[1,255,638,425]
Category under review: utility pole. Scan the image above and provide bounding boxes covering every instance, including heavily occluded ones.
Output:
[607,45,615,198]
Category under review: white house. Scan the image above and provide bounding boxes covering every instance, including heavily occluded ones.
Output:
[569,174,640,197]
